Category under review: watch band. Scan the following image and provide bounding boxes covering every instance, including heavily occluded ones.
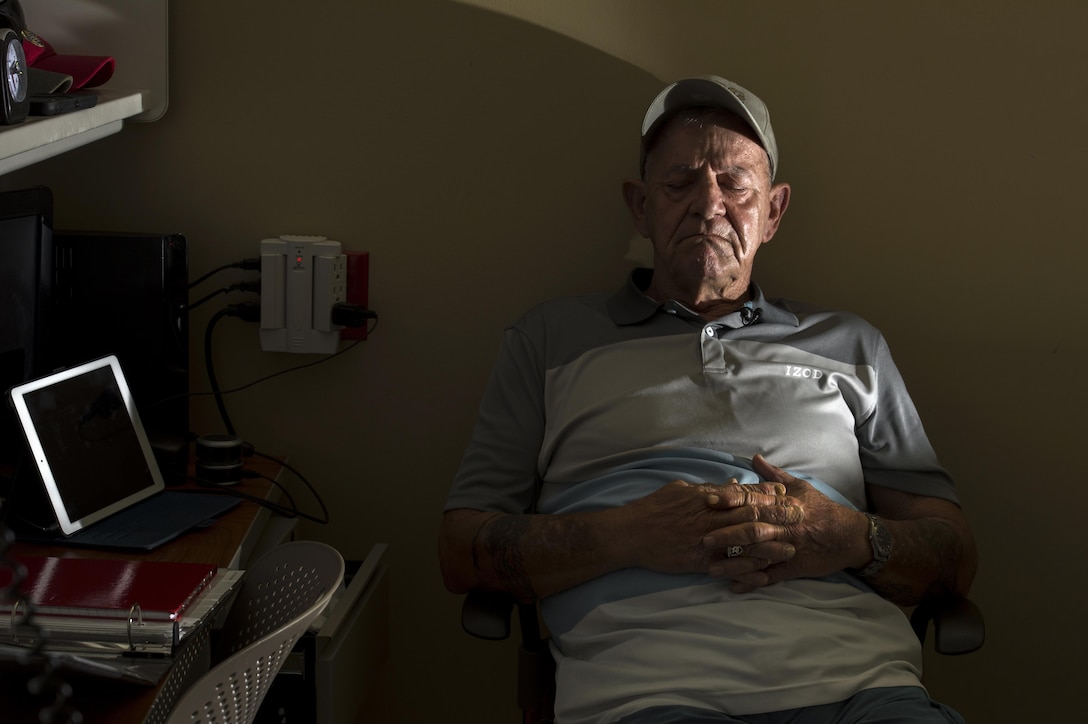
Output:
[858,513,893,578]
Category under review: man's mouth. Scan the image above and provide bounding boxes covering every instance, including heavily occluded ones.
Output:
[684,232,731,244]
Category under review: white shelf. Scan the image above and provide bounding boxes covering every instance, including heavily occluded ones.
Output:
[0,90,145,176]
[0,0,167,177]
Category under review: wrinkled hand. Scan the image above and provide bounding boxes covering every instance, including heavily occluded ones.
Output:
[618,477,803,577]
[713,455,869,593]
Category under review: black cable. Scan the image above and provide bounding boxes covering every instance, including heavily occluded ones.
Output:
[213,332,372,395]
[170,309,378,438]
[203,307,236,436]
[193,476,300,520]
[201,301,268,435]
[188,286,231,311]
[191,446,330,525]
[188,314,378,409]
[193,309,375,524]
[187,280,260,312]
[247,447,330,525]
[187,258,260,289]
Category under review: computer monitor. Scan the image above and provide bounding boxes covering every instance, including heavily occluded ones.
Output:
[0,186,54,494]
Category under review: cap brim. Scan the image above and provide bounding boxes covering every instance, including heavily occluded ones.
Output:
[643,79,758,145]
[28,67,74,94]
[641,76,778,180]
[32,53,114,90]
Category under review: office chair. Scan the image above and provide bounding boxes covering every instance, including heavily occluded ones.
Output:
[461,588,985,724]
[144,540,345,724]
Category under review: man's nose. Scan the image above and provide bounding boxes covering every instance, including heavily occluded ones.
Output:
[691,175,727,219]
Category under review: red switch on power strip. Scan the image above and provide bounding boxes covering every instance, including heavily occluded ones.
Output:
[342,251,370,340]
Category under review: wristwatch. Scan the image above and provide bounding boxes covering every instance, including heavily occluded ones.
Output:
[857,513,893,578]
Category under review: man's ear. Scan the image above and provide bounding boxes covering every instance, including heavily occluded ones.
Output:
[622,178,650,237]
[762,182,792,244]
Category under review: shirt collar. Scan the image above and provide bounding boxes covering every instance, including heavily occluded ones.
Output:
[606,268,800,328]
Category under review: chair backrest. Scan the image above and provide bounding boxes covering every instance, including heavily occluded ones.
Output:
[154,540,345,724]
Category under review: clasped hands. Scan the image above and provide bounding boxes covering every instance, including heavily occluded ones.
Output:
[624,454,865,593]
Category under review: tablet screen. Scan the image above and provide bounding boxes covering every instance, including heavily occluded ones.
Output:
[7,355,165,535]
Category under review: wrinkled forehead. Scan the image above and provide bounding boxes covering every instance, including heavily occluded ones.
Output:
[644,108,770,178]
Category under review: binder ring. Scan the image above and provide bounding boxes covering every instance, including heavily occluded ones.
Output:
[9,599,24,645]
[127,603,143,651]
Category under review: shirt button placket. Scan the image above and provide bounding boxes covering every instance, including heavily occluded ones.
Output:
[701,325,727,372]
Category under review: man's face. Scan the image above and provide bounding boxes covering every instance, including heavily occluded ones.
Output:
[623,110,790,308]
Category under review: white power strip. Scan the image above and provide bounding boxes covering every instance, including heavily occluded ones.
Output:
[259,235,346,354]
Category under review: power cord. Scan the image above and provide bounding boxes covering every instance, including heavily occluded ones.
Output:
[203,303,262,436]
[187,279,261,311]
[184,273,378,528]
[330,302,376,328]
[187,257,260,289]
[200,303,378,436]
[192,442,330,525]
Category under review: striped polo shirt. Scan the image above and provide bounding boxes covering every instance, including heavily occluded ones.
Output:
[447,270,958,721]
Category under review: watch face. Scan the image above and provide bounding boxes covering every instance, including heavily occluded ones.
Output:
[872,517,893,559]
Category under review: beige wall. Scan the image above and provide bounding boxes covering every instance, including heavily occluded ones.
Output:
[3,0,1084,720]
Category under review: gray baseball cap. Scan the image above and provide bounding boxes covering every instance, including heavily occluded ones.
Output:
[640,75,779,180]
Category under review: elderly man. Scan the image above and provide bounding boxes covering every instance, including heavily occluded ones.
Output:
[440,75,977,724]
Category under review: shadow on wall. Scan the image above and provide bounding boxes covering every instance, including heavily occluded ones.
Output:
[10,0,662,319]
[0,3,668,722]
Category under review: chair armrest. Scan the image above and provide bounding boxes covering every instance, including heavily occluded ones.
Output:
[461,590,516,641]
[461,591,556,718]
[910,596,985,655]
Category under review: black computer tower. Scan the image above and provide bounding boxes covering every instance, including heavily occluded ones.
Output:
[43,231,189,480]
[0,186,53,496]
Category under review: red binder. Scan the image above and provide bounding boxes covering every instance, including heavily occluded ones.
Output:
[0,555,218,621]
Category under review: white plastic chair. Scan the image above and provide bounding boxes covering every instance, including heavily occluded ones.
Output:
[146,540,345,724]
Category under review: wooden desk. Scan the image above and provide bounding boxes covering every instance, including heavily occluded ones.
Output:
[0,458,291,723]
